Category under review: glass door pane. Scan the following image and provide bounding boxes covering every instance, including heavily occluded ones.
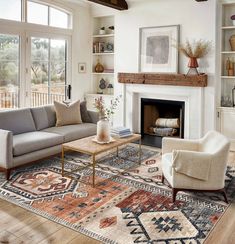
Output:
[0,0,22,21]
[30,37,67,107]
[50,39,67,104]
[31,37,49,107]
[0,34,20,109]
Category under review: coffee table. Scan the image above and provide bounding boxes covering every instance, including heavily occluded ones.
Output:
[61,134,141,187]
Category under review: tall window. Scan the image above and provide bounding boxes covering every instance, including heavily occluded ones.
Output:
[0,0,71,29]
[27,1,70,28]
[0,0,21,21]
[31,37,67,106]
[0,0,72,109]
[0,34,20,108]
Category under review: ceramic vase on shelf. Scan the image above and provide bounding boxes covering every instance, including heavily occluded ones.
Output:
[95,60,104,73]
[230,35,235,51]
[96,117,111,143]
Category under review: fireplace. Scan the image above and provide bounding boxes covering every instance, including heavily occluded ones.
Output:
[141,98,185,148]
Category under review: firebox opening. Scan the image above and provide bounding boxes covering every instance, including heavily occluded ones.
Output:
[141,98,185,148]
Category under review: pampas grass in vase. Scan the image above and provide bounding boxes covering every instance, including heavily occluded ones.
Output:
[176,39,211,75]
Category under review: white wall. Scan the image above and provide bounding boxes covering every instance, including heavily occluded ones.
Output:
[91,0,217,135]
[65,1,92,101]
[43,1,93,101]
[44,0,93,101]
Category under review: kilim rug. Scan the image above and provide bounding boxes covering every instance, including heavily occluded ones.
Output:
[0,145,234,244]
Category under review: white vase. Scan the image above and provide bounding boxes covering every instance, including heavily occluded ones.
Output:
[97,118,110,143]
[99,29,106,35]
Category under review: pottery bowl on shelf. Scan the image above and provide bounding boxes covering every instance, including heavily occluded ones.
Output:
[231,15,235,25]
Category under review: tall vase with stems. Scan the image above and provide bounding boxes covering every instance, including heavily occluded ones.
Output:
[94,96,121,143]
[187,57,199,75]
[96,116,111,143]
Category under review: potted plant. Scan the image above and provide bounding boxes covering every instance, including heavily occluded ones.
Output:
[108,25,115,34]
[99,27,106,35]
[176,39,211,75]
[231,15,235,25]
[93,96,121,143]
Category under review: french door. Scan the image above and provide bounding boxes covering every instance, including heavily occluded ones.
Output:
[26,34,71,107]
[0,31,71,109]
[0,34,20,108]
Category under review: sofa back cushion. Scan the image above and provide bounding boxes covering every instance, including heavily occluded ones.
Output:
[31,105,56,130]
[54,100,82,126]
[80,101,92,123]
[31,107,50,130]
[0,108,36,135]
[44,105,56,127]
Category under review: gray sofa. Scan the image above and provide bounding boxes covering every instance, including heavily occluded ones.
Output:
[0,105,98,180]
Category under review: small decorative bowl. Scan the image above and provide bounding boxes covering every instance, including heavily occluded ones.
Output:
[231,15,235,25]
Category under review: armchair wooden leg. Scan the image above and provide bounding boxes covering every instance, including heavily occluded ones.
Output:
[172,188,179,203]
[6,169,11,181]
[161,174,165,184]
[221,189,229,204]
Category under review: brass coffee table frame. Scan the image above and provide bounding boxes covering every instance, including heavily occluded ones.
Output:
[61,134,141,187]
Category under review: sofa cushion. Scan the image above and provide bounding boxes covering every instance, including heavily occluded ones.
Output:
[0,108,36,135]
[13,131,63,156]
[31,107,49,130]
[44,105,56,127]
[80,101,92,123]
[162,153,173,176]
[54,100,82,126]
[43,123,97,142]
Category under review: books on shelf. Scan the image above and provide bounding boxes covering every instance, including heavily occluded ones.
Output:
[93,42,114,54]
[103,68,114,73]
[111,126,132,138]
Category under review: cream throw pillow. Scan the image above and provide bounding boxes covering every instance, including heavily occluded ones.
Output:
[54,100,82,127]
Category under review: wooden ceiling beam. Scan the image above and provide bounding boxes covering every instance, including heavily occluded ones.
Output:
[88,0,128,10]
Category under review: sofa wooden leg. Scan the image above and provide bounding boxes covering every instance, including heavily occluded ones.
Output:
[172,188,178,203]
[6,169,11,181]
[161,174,165,184]
[221,189,229,204]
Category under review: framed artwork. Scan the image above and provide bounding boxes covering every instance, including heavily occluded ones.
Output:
[139,25,179,73]
[78,63,86,73]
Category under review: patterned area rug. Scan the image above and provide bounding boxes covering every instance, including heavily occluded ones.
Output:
[0,145,234,244]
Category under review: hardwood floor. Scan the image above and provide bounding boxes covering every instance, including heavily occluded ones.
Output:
[0,152,234,244]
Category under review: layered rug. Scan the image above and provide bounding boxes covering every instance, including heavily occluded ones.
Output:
[0,145,235,244]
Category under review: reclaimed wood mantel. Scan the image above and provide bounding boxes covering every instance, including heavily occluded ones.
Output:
[118,73,207,87]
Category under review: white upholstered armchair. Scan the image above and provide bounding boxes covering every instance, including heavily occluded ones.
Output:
[161,131,230,203]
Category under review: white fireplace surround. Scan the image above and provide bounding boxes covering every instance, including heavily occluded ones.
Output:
[123,84,205,139]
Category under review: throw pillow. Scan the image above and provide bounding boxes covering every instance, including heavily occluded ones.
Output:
[80,101,92,123]
[54,100,82,127]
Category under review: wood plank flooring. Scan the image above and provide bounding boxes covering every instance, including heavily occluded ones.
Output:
[0,152,234,244]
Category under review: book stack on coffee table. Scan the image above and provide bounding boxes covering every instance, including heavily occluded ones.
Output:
[111,126,132,138]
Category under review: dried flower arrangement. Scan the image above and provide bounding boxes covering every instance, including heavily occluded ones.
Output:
[93,95,121,120]
[177,39,211,59]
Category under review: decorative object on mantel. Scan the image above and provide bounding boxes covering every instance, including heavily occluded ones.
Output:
[118,72,207,87]
[94,59,104,73]
[176,39,211,75]
[93,96,121,143]
[139,25,179,73]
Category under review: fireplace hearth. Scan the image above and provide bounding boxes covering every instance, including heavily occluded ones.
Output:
[141,98,185,148]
